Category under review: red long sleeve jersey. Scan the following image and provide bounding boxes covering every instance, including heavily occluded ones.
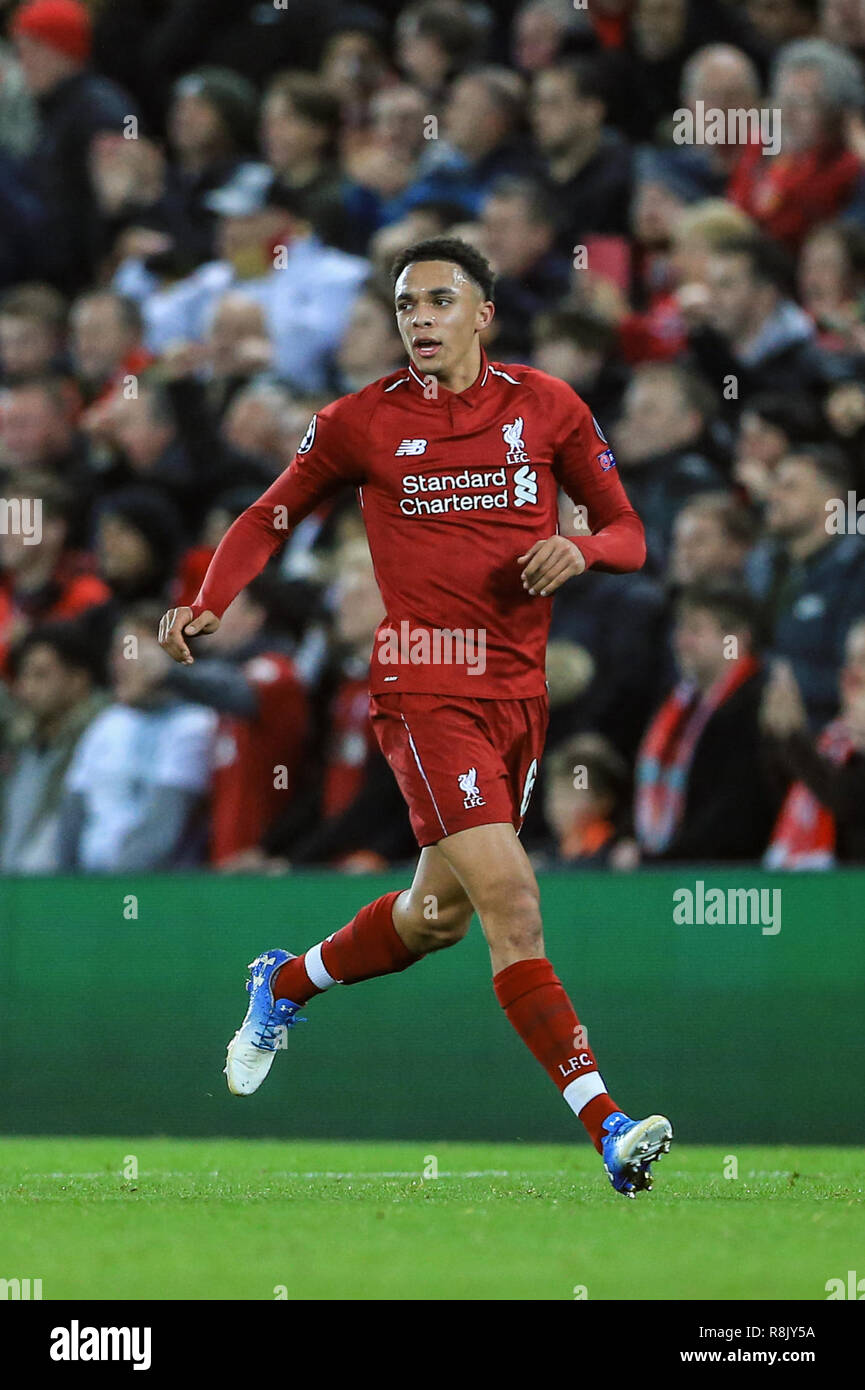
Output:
[192,349,646,698]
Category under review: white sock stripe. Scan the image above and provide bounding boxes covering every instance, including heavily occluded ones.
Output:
[304,942,339,990]
[562,1071,607,1116]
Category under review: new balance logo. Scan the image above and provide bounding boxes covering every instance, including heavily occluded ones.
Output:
[502,416,530,464]
[514,464,537,506]
[458,767,485,808]
[395,439,428,456]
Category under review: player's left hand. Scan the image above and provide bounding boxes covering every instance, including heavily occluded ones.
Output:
[518,536,586,596]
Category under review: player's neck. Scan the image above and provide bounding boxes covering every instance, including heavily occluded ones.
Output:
[433,343,484,395]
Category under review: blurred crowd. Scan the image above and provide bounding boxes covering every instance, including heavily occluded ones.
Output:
[3,0,865,874]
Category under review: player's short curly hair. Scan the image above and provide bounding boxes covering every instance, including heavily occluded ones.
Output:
[390,236,496,302]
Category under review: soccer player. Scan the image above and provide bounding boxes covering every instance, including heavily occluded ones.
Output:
[158,237,672,1196]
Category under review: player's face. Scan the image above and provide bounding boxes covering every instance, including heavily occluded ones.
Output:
[394,261,493,381]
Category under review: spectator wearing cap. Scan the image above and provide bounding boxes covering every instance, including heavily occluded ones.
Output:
[114,165,367,393]
[0,622,107,873]
[0,474,110,673]
[612,362,724,572]
[729,39,865,251]
[58,601,217,871]
[530,57,634,251]
[746,443,865,725]
[11,0,140,292]
[686,234,828,407]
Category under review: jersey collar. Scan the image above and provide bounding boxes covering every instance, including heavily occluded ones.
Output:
[406,346,491,408]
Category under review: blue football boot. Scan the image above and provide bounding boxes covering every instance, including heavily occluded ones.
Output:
[224,950,306,1095]
[601,1112,673,1197]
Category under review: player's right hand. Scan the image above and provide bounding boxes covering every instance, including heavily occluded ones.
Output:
[158,606,220,664]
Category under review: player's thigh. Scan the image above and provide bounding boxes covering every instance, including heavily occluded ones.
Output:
[397,844,474,944]
[434,821,542,950]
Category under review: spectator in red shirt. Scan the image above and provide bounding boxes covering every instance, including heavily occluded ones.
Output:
[159,568,310,867]
[729,38,865,250]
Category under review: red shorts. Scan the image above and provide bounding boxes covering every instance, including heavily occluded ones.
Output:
[369,691,549,847]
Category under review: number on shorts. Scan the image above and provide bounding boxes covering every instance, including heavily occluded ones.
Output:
[520,758,538,817]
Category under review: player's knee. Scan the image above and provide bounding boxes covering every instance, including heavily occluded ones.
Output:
[401,896,472,953]
[413,900,473,952]
[479,881,543,956]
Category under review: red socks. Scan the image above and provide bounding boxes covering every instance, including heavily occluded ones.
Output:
[493,957,621,1152]
[271,898,620,1153]
[272,891,420,1005]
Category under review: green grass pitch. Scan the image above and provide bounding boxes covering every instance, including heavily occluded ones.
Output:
[0,1138,862,1300]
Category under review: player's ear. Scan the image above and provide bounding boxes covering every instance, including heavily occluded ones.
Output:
[478,300,495,332]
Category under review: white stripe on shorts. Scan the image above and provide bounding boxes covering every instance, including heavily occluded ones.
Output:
[400,714,448,838]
